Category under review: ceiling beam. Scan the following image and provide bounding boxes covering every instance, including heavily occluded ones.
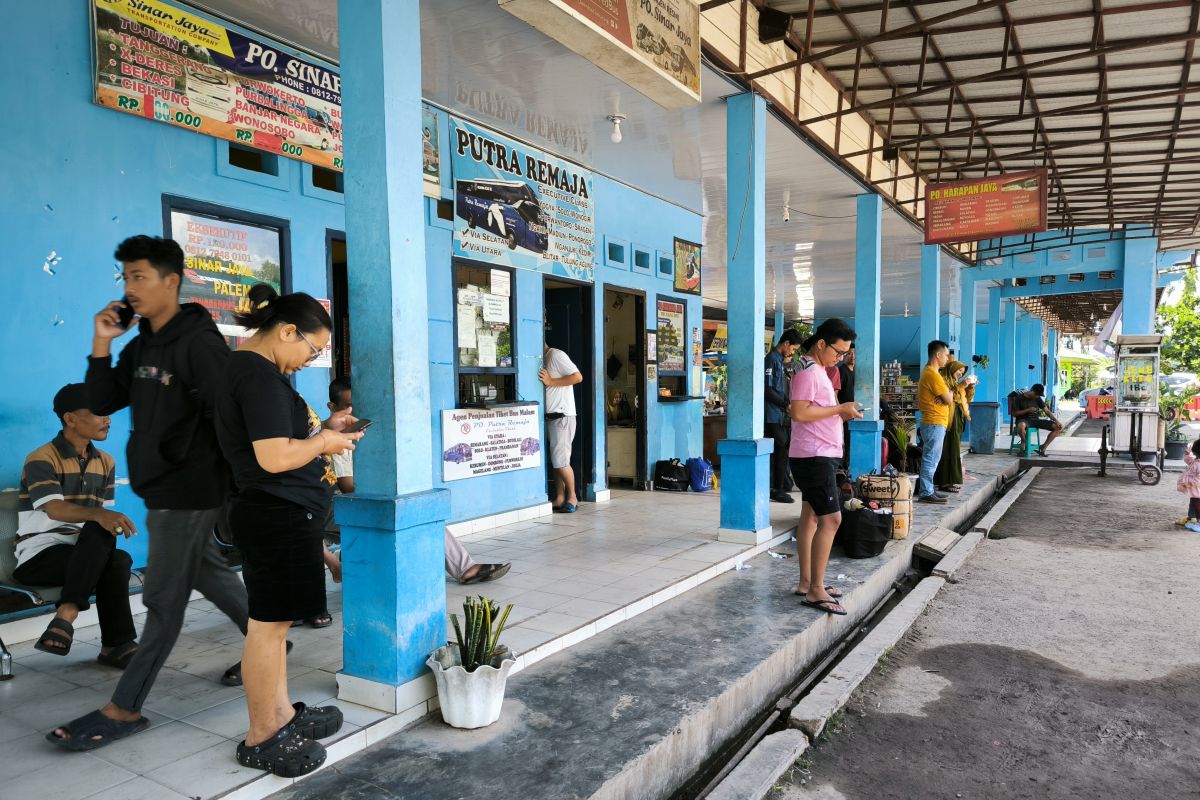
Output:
[825,34,1193,69]
[749,0,1017,77]
[806,1,1196,45]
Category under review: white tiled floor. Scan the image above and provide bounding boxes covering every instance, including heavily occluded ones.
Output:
[0,487,797,800]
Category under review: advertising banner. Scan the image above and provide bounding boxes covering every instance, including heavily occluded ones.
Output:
[657,299,685,374]
[422,106,441,198]
[673,237,701,295]
[169,209,283,345]
[441,406,543,481]
[924,169,1047,245]
[92,0,342,171]
[500,0,701,109]
[450,117,595,281]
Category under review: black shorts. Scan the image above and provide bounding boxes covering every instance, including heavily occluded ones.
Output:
[789,456,842,517]
[1021,418,1056,431]
[229,488,327,623]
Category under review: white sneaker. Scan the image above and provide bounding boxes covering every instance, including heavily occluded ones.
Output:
[1185,522,1200,533]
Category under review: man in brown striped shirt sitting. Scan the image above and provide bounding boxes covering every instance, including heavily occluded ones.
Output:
[13,383,140,668]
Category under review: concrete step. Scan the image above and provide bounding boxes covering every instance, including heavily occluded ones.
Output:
[266,457,1020,800]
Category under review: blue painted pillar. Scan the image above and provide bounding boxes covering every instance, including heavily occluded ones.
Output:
[920,245,941,355]
[335,0,449,710]
[1000,303,1018,418]
[1122,225,1158,334]
[849,193,884,479]
[718,92,772,544]
[985,287,1002,403]
[774,308,785,342]
[960,273,976,370]
[1045,327,1059,410]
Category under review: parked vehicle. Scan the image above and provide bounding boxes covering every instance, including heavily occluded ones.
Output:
[455,179,548,254]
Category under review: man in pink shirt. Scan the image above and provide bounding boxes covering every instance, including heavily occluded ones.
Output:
[789,318,863,615]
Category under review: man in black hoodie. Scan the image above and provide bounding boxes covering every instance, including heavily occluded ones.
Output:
[48,235,250,751]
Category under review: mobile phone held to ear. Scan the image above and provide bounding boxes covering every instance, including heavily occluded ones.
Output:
[115,298,135,329]
[344,418,372,434]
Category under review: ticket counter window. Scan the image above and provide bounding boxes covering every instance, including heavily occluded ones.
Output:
[455,263,516,406]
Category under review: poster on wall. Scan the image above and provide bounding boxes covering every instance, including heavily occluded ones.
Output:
[441,406,542,481]
[924,169,1047,245]
[499,0,701,110]
[657,299,685,374]
[313,299,333,368]
[91,0,343,171]
[422,106,441,198]
[450,116,595,281]
[169,209,284,346]
[673,238,701,295]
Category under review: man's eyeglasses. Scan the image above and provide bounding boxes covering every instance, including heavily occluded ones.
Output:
[297,330,322,365]
[829,344,851,360]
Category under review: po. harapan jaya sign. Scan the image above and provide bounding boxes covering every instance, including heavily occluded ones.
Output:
[450,116,595,281]
[91,0,343,171]
[499,0,701,110]
[924,169,1047,245]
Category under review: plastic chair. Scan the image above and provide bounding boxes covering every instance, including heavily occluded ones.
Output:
[1007,392,1042,456]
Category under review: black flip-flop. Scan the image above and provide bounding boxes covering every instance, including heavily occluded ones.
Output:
[306,613,333,629]
[223,641,294,686]
[800,597,848,616]
[462,563,512,585]
[793,587,844,599]
[46,709,149,751]
[34,618,74,656]
[96,640,138,670]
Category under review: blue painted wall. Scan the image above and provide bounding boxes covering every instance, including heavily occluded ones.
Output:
[1,2,345,568]
[1,6,704,550]
[418,112,704,523]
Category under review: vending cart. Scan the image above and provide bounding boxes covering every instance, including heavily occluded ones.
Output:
[1099,334,1165,484]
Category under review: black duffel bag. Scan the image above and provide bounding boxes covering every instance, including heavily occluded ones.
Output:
[653,459,691,492]
[838,507,892,559]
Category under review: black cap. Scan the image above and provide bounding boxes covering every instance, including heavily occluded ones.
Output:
[53,383,90,418]
[1030,383,1045,397]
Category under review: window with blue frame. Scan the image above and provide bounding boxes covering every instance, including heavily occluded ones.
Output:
[454,262,516,406]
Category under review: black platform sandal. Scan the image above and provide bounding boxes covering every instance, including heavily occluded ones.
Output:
[287,701,344,740]
[236,727,327,777]
[96,640,138,670]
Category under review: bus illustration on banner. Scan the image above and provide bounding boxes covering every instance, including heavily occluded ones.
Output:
[455,178,549,254]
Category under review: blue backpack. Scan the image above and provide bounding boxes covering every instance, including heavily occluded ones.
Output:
[686,457,714,493]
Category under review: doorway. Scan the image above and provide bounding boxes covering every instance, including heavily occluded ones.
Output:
[544,279,595,503]
[603,288,648,488]
[327,231,350,378]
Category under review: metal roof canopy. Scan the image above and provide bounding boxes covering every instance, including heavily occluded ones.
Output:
[749,0,1200,257]
[1015,286,1163,332]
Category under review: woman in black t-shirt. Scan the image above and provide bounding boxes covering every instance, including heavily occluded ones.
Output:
[215,284,363,777]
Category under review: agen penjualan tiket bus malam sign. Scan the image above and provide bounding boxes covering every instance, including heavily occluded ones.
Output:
[91,0,343,171]
[923,169,1047,245]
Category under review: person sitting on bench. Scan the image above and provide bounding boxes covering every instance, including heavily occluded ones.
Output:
[12,383,140,668]
[1010,383,1063,456]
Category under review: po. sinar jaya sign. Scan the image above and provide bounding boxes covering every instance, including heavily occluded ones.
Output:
[91,0,342,171]
[924,169,1047,245]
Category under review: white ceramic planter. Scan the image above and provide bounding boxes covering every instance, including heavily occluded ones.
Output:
[427,644,516,729]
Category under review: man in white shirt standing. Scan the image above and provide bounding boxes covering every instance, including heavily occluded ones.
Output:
[540,344,583,513]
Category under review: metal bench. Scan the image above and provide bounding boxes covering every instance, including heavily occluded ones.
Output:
[0,491,143,611]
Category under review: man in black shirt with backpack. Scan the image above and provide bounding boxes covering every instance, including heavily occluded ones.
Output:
[49,235,250,751]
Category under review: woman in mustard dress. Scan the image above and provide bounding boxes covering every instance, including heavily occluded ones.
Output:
[935,360,975,492]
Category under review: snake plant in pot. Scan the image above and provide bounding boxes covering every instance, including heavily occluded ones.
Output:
[427,596,516,729]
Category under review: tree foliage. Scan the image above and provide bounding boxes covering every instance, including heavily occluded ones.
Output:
[1155,268,1200,374]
